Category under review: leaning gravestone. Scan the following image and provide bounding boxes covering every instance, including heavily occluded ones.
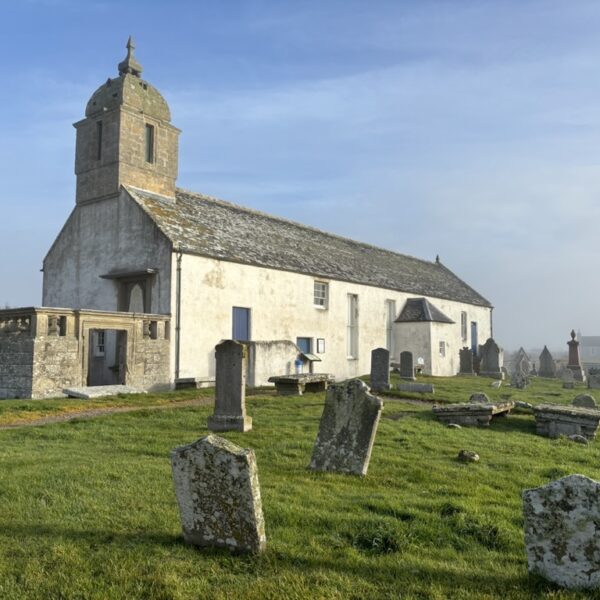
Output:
[523,474,600,589]
[573,394,597,409]
[479,338,504,379]
[208,340,252,432]
[459,347,476,376]
[399,351,415,381]
[370,347,390,391]
[170,434,266,553]
[309,379,383,476]
[538,346,557,378]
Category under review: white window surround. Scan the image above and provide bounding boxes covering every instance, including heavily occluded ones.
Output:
[314,281,328,309]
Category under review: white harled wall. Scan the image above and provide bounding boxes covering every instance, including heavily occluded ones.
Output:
[173,253,492,381]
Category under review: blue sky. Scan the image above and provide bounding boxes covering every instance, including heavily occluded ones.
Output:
[1,0,600,351]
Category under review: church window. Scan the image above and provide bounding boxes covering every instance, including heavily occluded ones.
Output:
[93,330,105,357]
[96,121,103,160]
[347,294,359,359]
[314,281,328,308]
[439,341,446,357]
[145,124,155,163]
[385,299,396,354]
[461,312,467,341]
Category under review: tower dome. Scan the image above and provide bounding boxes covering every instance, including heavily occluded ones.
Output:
[74,38,180,204]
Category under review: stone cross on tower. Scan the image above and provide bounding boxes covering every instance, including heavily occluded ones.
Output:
[118,36,143,77]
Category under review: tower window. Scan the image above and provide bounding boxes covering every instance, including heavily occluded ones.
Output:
[145,124,155,163]
[96,121,103,160]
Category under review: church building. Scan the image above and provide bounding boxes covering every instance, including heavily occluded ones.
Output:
[1,41,493,398]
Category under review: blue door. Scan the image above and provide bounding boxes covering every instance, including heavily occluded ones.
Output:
[296,337,312,353]
[232,307,251,341]
[471,321,478,355]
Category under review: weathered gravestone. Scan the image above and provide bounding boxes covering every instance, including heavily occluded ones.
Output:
[309,379,383,476]
[523,474,600,589]
[511,369,529,390]
[208,340,252,432]
[370,347,390,391]
[588,368,600,390]
[514,347,531,376]
[399,351,415,381]
[170,434,266,553]
[573,394,597,409]
[567,330,586,382]
[538,346,557,378]
[479,338,504,379]
[562,368,575,390]
[459,347,476,376]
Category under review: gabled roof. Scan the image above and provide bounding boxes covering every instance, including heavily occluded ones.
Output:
[395,298,455,324]
[126,186,492,308]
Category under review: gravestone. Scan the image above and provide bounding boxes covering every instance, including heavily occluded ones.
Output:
[514,347,531,376]
[309,379,383,476]
[511,369,529,390]
[567,330,586,383]
[208,340,252,432]
[562,368,575,390]
[469,392,490,404]
[573,394,597,409]
[538,346,557,378]
[399,351,416,381]
[459,347,476,376]
[588,368,600,390]
[479,338,504,379]
[370,347,390,391]
[523,474,600,589]
[170,434,266,553]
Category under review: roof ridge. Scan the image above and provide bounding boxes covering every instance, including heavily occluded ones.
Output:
[175,186,439,268]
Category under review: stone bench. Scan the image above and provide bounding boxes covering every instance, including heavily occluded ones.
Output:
[533,404,600,440]
[432,401,514,427]
[268,373,335,396]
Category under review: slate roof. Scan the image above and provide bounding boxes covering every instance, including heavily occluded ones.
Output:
[395,298,455,324]
[126,186,492,308]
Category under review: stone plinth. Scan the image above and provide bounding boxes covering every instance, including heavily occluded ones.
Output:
[268,373,334,396]
[171,435,266,553]
[523,474,600,589]
[208,340,251,432]
[432,401,514,427]
[309,379,383,476]
[370,347,390,391]
[533,404,600,440]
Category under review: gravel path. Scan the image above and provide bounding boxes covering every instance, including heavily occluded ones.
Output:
[0,397,214,430]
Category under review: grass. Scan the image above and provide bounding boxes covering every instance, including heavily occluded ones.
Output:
[0,376,598,599]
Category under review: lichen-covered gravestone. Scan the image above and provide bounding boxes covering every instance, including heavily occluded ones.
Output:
[309,379,383,476]
[573,394,597,409]
[208,340,252,432]
[538,346,556,378]
[170,434,266,553]
[370,347,390,391]
[523,474,600,589]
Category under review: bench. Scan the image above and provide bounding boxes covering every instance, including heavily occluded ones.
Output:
[268,373,335,396]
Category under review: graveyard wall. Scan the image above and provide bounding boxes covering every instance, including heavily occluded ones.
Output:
[174,254,493,381]
[43,189,172,315]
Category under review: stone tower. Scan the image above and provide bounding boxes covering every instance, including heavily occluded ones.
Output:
[73,38,180,204]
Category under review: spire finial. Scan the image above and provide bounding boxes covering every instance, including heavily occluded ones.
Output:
[118,36,143,77]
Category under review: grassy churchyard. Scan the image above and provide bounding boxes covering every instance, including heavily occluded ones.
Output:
[0,376,599,599]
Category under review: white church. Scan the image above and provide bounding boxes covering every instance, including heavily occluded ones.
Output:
[0,41,493,398]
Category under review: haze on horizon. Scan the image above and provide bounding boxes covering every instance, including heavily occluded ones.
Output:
[1,0,599,352]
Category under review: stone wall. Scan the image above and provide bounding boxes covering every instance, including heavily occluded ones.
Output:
[0,308,172,399]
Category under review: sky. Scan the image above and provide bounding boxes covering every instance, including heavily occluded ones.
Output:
[1,0,599,352]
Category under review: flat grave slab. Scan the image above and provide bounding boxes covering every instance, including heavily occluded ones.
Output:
[63,385,146,399]
[268,373,335,396]
[533,404,600,440]
[397,383,434,393]
[432,401,514,427]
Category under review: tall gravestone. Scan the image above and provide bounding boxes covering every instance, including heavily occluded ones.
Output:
[514,347,531,376]
[171,434,266,553]
[567,330,586,383]
[538,346,557,378]
[370,347,390,391]
[208,340,252,432]
[309,379,383,476]
[399,351,415,381]
[479,338,504,379]
[523,474,600,589]
[459,347,476,376]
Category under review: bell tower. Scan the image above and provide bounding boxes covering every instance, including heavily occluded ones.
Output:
[73,38,180,204]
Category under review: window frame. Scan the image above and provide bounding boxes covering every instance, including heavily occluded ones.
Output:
[145,123,155,164]
[347,293,359,359]
[313,281,329,309]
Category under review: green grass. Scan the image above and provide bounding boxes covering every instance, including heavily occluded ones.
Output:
[0,377,598,599]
